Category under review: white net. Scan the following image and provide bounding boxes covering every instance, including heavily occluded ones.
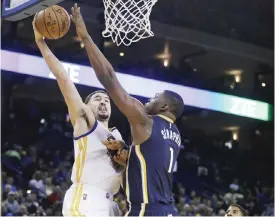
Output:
[102,0,158,46]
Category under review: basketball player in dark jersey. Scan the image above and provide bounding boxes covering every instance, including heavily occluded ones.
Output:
[71,4,184,216]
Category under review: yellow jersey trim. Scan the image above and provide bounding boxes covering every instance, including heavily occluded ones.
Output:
[135,145,149,203]
[157,114,174,123]
[139,203,146,217]
[125,146,132,201]
[70,136,88,216]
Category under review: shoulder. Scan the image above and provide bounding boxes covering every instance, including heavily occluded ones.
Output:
[29,179,36,184]
[73,120,99,140]
[110,127,123,140]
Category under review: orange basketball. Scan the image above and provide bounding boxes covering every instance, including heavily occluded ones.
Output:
[35,5,71,40]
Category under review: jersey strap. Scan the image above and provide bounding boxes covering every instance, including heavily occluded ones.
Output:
[109,127,117,132]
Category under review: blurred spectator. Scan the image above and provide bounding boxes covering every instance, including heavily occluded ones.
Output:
[2,192,20,215]
[44,177,54,196]
[15,204,28,216]
[29,171,46,197]
[230,178,240,192]
[47,185,62,205]
[3,177,17,192]
[26,192,40,215]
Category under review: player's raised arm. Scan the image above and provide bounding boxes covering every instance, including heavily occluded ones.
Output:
[70,4,150,125]
[32,16,93,127]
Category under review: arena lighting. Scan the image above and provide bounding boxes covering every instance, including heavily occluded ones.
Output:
[1,50,272,121]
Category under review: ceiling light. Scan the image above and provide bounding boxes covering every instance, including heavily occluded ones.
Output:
[261,82,266,87]
[224,126,240,131]
[119,52,124,57]
[226,69,243,76]
[80,42,84,48]
[232,131,238,141]
[163,59,169,67]
[156,42,171,60]
[234,74,241,83]
[104,41,115,48]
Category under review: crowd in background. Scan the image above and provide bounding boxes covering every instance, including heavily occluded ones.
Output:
[1,105,274,216]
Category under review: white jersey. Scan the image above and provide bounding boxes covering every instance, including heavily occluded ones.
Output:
[71,120,123,195]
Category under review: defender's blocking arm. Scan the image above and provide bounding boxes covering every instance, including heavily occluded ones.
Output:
[70,4,150,125]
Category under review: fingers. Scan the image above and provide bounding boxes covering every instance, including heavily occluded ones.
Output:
[116,149,128,161]
[113,155,125,166]
[70,3,81,24]
[32,14,37,28]
[70,15,75,23]
[77,4,81,14]
[102,140,121,150]
[71,3,80,16]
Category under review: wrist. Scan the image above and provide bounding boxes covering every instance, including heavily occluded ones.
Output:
[119,140,129,151]
[35,38,44,44]
[81,34,91,41]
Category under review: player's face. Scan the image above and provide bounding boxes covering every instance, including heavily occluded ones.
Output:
[145,92,166,115]
[225,206,243,216]
[87,93,111,121]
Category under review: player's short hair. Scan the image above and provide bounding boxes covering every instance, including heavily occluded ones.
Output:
[84,90,109,104]
[164,90,184,119]
[230,204,247,216]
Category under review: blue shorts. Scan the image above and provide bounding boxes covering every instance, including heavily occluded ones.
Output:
[126,204,178,216]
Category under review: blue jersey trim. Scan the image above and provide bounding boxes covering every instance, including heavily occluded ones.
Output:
[73,120,98,140]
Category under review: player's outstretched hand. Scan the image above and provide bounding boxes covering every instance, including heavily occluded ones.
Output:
[32,14,44,43]
[70,3,89,39]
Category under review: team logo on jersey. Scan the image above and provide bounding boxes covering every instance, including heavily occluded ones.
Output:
[83,194,87,200]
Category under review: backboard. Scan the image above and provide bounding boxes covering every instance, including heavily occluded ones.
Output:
[2,0,64,21]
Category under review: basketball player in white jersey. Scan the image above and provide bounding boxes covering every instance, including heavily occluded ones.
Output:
[32,16,126,216]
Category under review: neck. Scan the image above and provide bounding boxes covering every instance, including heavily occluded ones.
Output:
[100,120,109,128]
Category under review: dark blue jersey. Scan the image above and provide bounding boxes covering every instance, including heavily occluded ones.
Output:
[125,115,181,207]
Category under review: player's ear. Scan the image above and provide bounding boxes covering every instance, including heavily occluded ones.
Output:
[160,103,169,112]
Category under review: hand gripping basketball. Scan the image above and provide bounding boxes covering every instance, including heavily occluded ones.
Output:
[32,15,44,42]
[70,3,88,39]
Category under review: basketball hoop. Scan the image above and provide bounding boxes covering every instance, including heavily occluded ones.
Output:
[102,0,158,46]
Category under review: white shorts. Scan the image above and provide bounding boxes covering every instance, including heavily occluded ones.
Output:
[62,183,120,217]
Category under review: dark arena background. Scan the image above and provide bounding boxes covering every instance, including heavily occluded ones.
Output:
[1,0,274,216]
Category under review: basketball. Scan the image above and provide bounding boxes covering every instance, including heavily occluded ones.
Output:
[35,5,70,40]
